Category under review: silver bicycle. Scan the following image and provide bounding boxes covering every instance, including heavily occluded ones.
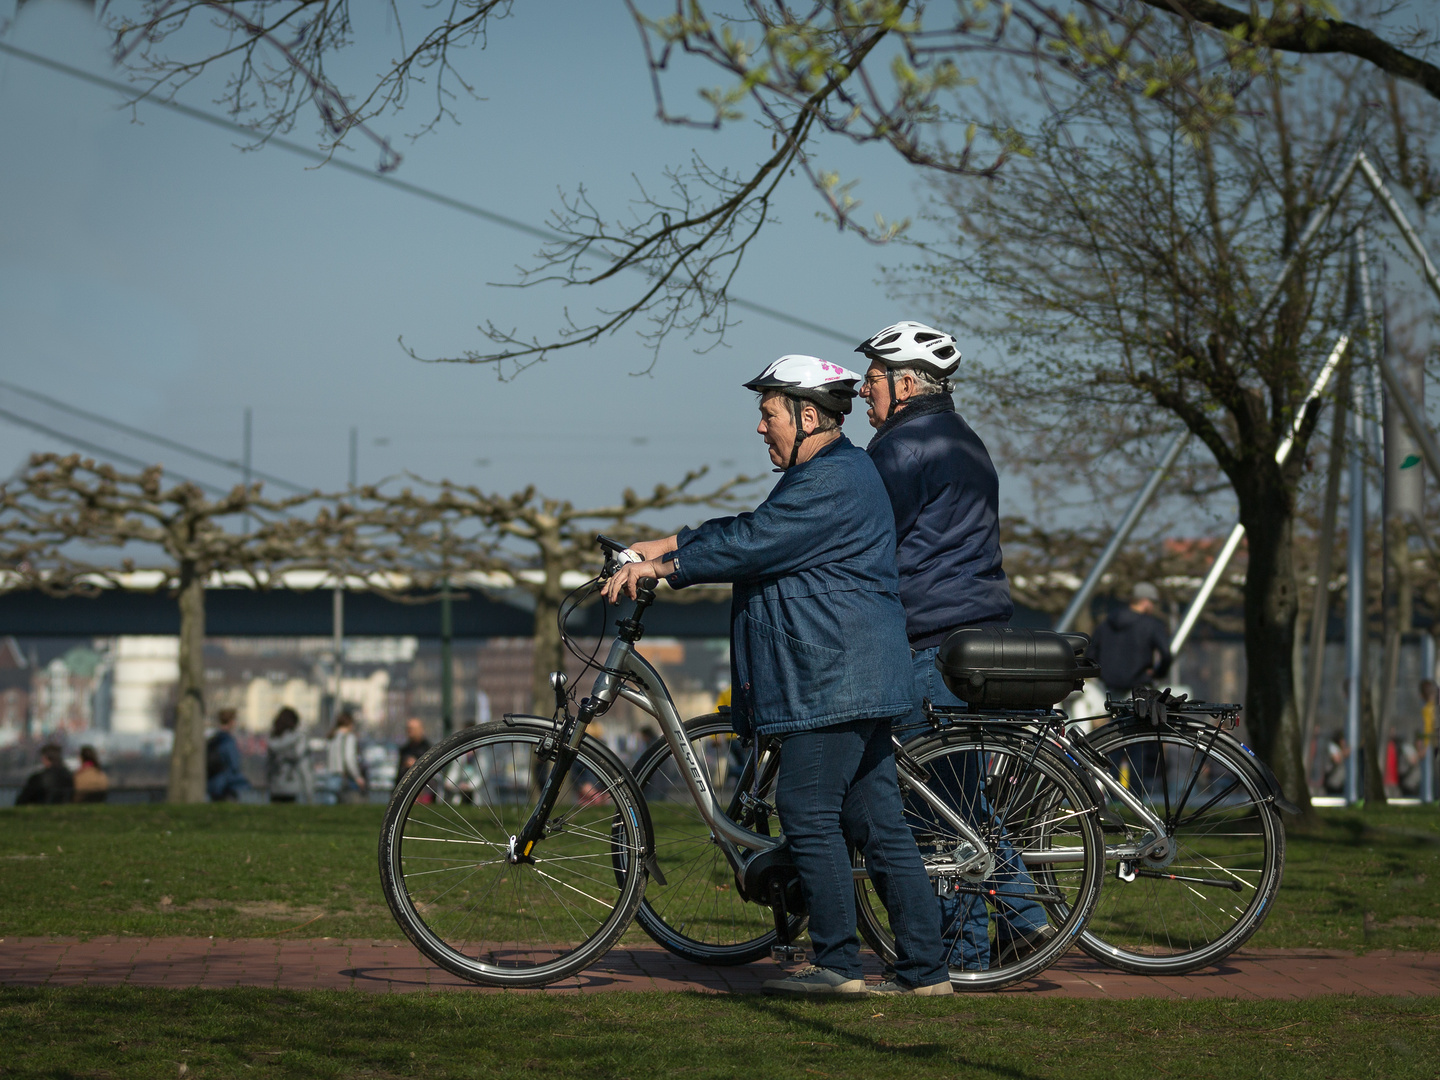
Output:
[379,535,1104,989]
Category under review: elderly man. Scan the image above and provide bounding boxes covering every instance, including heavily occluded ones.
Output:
[604,354,952,998]
[857,320,1052,969]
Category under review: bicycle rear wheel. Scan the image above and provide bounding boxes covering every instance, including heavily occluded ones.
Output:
[378,721,651,987]
[632,714,802,965]
[1079,722,1285,974]
[855,726,1104,991]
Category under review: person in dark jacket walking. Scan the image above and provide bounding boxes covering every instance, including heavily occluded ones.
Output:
[1089,582,1172,692]
[206,709,251,802]
[604,354,952,998]
[15,743,74,805]
[857,319,1050,971]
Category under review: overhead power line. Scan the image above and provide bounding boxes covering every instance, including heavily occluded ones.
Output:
[0,377,310,494]
[0,42,859,348]
[0,405,228,495]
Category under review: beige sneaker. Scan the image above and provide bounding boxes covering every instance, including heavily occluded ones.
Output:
[868,978,955,996]
[762,964,867,996]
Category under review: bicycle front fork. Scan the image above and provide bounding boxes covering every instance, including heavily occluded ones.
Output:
[510,674,596,862]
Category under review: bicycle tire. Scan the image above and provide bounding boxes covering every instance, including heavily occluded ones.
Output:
[855,725,1104,991]
[378,720,652,988]
[631,714,803,965]
[1078,721,1285,974]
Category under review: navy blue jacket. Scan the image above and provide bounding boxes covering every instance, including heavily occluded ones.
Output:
[1088,606,1172,691]
[865,395,1012,648]
[206,729,251,801]
[667,436,915,737]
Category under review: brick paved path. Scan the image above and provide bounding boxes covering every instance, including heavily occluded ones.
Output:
[1,938,1436,998]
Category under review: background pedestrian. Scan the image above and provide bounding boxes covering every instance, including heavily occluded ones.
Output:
[15,743,74,806]
[266,707,312,804]
[72,745,109,803]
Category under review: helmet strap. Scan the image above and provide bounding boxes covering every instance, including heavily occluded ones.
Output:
[884,369,898,421]
[787,396,809,470]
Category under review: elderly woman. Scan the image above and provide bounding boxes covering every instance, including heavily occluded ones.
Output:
[604,355,950,998]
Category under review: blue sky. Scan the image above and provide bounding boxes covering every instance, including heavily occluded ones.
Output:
[0,0,945,517]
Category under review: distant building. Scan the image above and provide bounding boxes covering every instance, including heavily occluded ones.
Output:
[110,636,179,734]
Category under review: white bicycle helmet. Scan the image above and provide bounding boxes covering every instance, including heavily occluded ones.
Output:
[855,321,961,420]
[744,355,861,468]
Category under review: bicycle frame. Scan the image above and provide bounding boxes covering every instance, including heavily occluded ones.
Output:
[601,635,990,875]
[922,711,1171,868]
[520,545,1000,892]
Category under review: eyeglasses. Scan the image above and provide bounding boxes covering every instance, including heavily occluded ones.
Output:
[861,373,890,386]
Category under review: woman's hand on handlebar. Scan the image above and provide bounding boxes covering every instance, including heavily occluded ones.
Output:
[602,559,667,603]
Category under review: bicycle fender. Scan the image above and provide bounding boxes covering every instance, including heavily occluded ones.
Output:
[1240,749,1302,816]
[1101,718,1301,815]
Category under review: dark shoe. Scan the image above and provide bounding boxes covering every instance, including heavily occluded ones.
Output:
[762,965,867,996]
[868,978,955,997]
[995,924,1057,965]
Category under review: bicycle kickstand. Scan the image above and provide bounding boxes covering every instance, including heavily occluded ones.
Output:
[769,878,806,964]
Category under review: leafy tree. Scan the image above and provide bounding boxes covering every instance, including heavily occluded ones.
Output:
[894,52,1438,808]
[91,2,1440,367]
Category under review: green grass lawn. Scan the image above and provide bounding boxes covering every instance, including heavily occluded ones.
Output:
[0,802,1436,950]
[1,988,1437,1080]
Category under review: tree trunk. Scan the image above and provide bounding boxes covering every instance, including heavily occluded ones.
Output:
[1238,491,1313,813]
[530,547,567,718]
[167,564,207,803]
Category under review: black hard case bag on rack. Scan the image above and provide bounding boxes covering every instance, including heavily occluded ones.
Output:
[936,626,1099,709]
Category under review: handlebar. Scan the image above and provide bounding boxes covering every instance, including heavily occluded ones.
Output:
[595,535,657,642]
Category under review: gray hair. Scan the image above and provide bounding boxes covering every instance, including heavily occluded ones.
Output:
[895,366,948,396]
[759,390,844,432]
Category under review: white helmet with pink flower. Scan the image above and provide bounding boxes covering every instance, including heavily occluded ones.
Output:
[743,354,861,416]
[744,355,861,470]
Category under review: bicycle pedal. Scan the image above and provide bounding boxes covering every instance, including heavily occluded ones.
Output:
[771,945,807,963]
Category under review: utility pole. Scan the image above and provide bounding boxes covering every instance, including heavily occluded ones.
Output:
[241,407,252,533]
[1345,351,1368,807]
[330,428,358,728]
[440,520,454,737]
[441,577,454,737]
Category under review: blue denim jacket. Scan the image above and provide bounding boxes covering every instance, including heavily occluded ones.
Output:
[667,436,915,737]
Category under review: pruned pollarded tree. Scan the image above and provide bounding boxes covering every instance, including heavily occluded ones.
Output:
[895,51,1440,810]
[347,468,755,717]
[93,2,1440,369]
[0,453,331,803]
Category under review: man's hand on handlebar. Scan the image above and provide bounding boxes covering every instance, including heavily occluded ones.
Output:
[601,559,667,603]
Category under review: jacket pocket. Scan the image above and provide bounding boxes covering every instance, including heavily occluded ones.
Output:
[737,610,845,723]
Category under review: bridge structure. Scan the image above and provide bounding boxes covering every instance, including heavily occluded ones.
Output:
[0,585,735,640]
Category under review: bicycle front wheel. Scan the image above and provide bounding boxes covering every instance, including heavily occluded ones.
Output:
[632,714,802,965]
[379,721,652,987]
[855,726,1104,991]
[1079,723,1286,974]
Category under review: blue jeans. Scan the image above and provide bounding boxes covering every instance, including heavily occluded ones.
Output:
[775,717,949,988]
[899,646,1049,969]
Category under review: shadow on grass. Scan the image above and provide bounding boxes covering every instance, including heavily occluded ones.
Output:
[728,994,1047,1079]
